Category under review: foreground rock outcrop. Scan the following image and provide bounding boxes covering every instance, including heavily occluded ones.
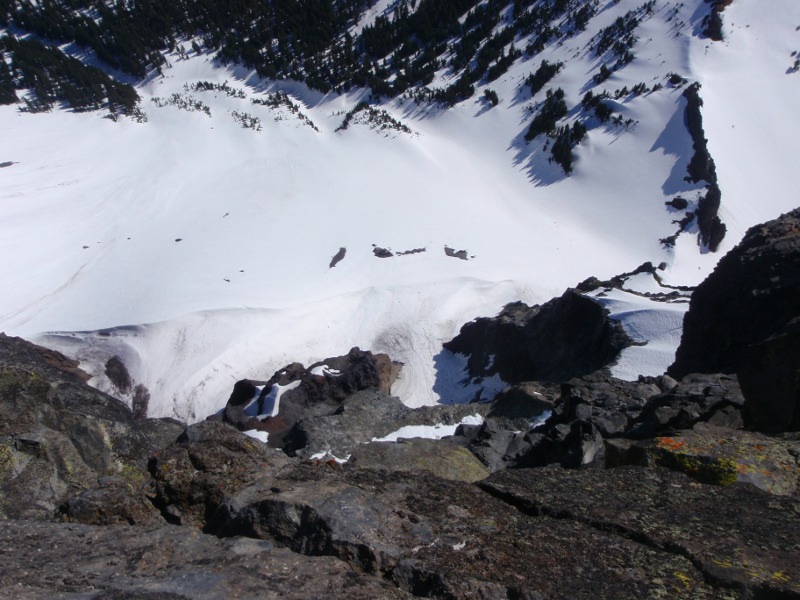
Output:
[0,519,405,599]
[0,329,799,598]
[3,206,800,598]
[670,208,800,431]
[0,333,183,522]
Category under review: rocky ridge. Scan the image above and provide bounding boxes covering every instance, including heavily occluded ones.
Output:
[1,208,800,598]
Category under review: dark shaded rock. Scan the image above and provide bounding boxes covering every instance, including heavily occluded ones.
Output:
[669,208,800,433]
[347,438,490,482]
[665,196,689,210]
[682,82,725,251]
[397,247,426,256]
[0,335,184,522]
[739,320,800,432]
[561,371,662,430]
[488,382,557,423]
[464,418,521,472]
[628,373,744,438]
[514,419,604,469]
[373,246,393,258]
[696,183,726,251]
[481,465,800,597]
[702,0,733,42]
[444,246,468,260]
[444,289,633,386]
[329,246,346,268]
[216,347,402,449]
[575,275,604,292]
[130,382,150,420]
[104,355,132,394]
[0,519,406,599]
[149,420,293,528]
[683,83,716,185]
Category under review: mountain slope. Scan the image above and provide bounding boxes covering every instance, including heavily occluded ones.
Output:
[0,0,797,421]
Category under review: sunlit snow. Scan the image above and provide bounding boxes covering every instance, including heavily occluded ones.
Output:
[1,0,797,422]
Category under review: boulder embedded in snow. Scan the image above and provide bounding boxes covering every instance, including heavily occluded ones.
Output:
[443,289,633,387]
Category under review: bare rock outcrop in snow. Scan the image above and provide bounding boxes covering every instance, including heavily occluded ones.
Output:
[443,289,634,385]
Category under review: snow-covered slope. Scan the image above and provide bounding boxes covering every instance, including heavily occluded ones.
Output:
[0,0,797,422]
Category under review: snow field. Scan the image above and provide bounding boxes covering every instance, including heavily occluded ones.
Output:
[0,0,795,421]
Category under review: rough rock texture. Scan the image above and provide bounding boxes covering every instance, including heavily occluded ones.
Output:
[348,438,490,482]
[207,462,798,598]
[443,289,633,385]
[607,424,800,495]
[286,389,490,458]
[149,420,294,527]
[2,335,800,598]
[216,347,403,448]
[0,335,184,522]
[669,208,800,431]
[481,465,800,597]
[0,519,406,599]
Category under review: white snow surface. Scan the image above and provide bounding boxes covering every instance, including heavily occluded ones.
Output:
[372,414,485,443]
[0,0,797,422]
[593,287,689,380]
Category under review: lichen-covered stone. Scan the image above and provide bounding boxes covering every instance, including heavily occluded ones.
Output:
[0,336,184,522]
[613,424,800,495]
[347,438,490,482]
[150,420,294,527]
[481,465,800,597]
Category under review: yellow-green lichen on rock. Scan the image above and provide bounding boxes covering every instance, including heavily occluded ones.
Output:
[648,424,799,495]
[348,438,491,482]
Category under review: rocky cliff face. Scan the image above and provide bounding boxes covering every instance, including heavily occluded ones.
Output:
[670,208,800,431]
[0,333,184,523]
